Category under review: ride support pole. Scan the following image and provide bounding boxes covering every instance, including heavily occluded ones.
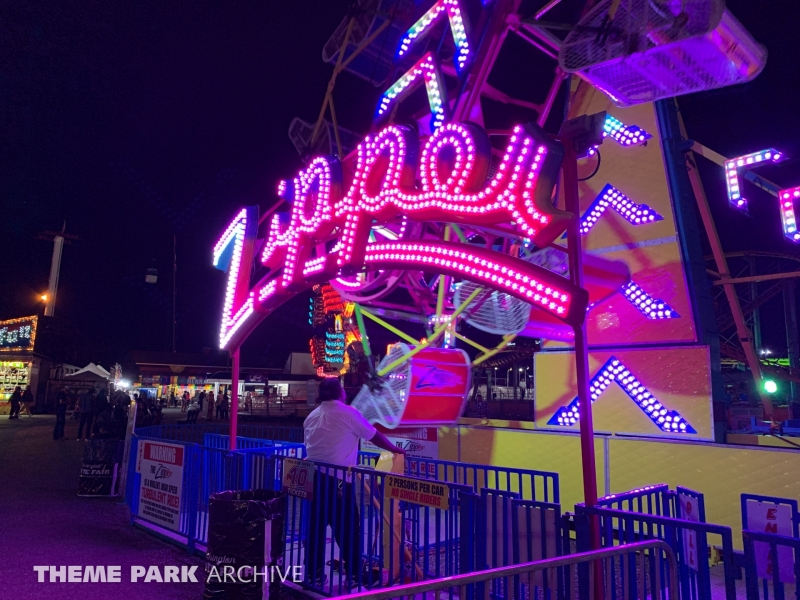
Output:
[562,141,602,557]
[229,347,240,452]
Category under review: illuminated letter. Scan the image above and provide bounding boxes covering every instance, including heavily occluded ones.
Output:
[213,206,258,349]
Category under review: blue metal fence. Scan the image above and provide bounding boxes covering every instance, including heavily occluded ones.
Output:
[597,484,673,516]
[276,455,477,596]
[743,530,800,600]
[404,456,560,503]
[125,425,563,596]
[741,494,800,600]
[574,504,738,600]
[135,423,304,444]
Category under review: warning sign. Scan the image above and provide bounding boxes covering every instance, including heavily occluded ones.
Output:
[678,493,699,571]
[746,501,795,583]
[362,427,439,460]
[384,474,449,510]
[136,441,184,531]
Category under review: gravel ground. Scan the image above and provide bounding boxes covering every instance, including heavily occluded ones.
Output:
[0,413,205,599]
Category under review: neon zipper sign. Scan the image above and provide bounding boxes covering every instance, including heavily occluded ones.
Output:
[214,121,589,350]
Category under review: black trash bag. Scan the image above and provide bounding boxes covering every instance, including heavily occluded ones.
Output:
[204,490,287,600]
[78,439,122,497]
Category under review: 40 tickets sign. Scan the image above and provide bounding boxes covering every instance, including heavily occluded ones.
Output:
[212,121,588,351]
[136,441,184,531]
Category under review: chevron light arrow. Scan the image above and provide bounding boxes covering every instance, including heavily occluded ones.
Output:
[547,356,697,434]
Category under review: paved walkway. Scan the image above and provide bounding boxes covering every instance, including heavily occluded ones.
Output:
[0,414,205,599]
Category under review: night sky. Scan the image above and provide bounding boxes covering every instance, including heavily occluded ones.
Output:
[0,0,798,368]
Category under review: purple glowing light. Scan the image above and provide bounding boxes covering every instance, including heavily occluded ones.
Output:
[396,0,470,73]
[547,356,696,434]
[621,282,679,320]
[579,184,664,235]
[725,149,785,211]
[779,186,800,243]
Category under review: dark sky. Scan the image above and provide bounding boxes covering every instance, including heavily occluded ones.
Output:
[0,0,798,367]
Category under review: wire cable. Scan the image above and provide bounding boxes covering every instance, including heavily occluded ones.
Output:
[578,149,601,181]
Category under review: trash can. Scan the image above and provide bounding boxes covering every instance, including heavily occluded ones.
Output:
[204,490,287,600]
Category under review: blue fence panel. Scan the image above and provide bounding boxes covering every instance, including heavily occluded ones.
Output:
[404,456,559,503]
[575,504,738,600]
[125,425,566,597]
[742,530,800,600]
[274,456,482,596]
[597,483,674,517]
[511,499,563,600]
[135,423,304,444]
[741,494,800,600]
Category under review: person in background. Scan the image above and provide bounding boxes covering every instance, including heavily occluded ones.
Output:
[303,378,403,584]
[219,393,229,421]
[170,391,176,408]
[53,387,68,440]
[21,386,35,416]
[181,391,189,412]
[77,388,95,441]
[8,386,22,419]
[206,391,215,421]
[244,391,253,413]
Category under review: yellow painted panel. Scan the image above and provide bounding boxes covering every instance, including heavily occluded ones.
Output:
[453,425,800,549]
[544,241,697,348]
[535,348,713,439]
[609,437,800,548]
[438,426,459,461]
[459,427,605,511]
[567,84,679,252]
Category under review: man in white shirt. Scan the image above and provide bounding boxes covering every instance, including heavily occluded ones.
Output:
[303,378,402,584]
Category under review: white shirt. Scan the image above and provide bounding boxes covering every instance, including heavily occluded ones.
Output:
[304,400,377,467]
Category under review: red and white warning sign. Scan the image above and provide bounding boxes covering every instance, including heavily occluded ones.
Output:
[361,426,439,460]
[136,441,185,532]
[678,493,700,571]
[745,501,795,583]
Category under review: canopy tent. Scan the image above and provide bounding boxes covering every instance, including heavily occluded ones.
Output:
[65,362,111,381]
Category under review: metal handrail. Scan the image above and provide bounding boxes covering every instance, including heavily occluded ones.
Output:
[337,540,679,600]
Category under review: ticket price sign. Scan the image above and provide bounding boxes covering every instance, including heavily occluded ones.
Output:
[135,441,184,531]
[384,473,449,510]
[282,458,315,500]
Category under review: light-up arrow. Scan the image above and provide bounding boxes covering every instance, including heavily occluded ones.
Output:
[396,0,470,73]
[621,282,680,319]
[375,52,446,132]
[725,148,784,211]
[578,184,664,235]
[547,356,697,434]
[778,185,800,243]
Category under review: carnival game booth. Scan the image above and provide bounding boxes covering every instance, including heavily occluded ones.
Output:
[0,316,38,414]
[196,0,800,597]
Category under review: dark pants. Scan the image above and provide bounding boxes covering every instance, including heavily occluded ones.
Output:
[9,403,20,418]
[78,413,93,439]
[305,473,362,579]
[53,409,66,439]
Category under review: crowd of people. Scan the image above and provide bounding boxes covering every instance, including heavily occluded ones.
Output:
[176,389,230,424]
[9,385,254,435]
[6,385,34,419]
[52,386,131,441]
